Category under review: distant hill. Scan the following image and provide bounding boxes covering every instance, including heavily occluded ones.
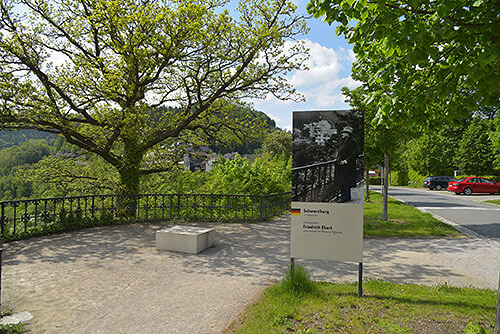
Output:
[0,129,57,151]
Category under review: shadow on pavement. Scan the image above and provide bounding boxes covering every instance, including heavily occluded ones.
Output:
[3,215,499,333]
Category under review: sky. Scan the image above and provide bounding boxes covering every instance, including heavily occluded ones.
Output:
[249,0,359,131]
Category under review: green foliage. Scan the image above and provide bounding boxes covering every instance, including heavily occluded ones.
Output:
[1,207,119,242]
[406,130,458,176]
[465,322,488,334]
[390,170,409,186]
[369,176,382,185]
[261,130,292,159]
[407,170,427,188]
[0,139,53,200]
[0,308,27,333]
[0,129,56,151]
[457,118,497,176]
[278,263,316,297]
[0,324,27,334]
[342,86,401,169]
[0,0,308,197]
[309,0,499,130]
[489,117,500,170]
[20,155,120,197]
[146,154,291,196]
[0,139,53,172]
[206,155,291,195]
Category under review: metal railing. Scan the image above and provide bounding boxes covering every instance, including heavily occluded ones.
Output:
[292,159,340,202]
[292,154,365,202]
[0,192,292,241]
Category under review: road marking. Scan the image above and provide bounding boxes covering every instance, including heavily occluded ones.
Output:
[417,207,500,211]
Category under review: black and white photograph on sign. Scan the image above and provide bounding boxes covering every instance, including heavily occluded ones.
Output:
[292,110,364,203]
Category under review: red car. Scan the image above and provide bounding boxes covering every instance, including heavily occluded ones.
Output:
[448,177,500,195]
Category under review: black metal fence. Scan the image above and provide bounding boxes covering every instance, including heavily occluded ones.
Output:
[292,154,365,202]
[292,159,339,202]
[0,192,292,241]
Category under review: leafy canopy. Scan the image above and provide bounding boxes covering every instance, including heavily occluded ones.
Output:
[307,0,499,129]
[0,0,308,194]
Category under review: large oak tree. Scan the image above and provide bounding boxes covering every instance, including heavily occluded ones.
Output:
[0,0,308,196]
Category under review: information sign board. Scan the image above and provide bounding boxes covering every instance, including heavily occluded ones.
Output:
[291,110,364,262]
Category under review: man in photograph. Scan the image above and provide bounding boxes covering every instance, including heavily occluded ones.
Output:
[334,126,359,203]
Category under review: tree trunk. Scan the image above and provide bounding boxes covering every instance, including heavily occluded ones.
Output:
[382,145,389,221]
[365,162,370,202]
[117,138,144,219]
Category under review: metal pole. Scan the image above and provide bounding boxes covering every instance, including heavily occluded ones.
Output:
[290,258,295,277]
[259,195,264,221]
[0,248,3,311]
[358,262,363,297]
[495,271,500,334]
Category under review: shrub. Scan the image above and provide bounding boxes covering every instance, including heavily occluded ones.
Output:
[408,170,427,188]
[390,170,409,186]
[369,177,382,185]
[464,321,487,334]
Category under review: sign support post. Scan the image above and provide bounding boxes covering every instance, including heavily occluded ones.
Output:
[358,262,363,297]
[495,271,499,334]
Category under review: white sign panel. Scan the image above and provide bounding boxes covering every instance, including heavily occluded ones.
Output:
[291,202,363,262]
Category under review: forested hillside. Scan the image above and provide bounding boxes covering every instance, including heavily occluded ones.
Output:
[0,130,57,151]
[0,110,286,201]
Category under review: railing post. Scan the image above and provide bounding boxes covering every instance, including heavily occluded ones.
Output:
[0,247,2,311]
[0,204,4,237]
[177,194,181,218]
[259,195,264,221]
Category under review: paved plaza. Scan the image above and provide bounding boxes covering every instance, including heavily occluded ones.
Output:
[3,216,500,333]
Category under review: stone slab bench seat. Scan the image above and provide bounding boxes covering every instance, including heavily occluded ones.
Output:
[156,226,215,254]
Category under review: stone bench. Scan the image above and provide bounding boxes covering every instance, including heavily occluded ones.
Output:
[156,226,215,254]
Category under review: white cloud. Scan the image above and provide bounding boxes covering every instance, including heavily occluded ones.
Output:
[249,40,360,130]
[289,39,342,87]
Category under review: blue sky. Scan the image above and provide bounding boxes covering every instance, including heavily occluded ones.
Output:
[250,0,359,130]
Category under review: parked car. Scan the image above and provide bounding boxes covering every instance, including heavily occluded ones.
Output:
[423,176,456,190]
[447,177,500,195]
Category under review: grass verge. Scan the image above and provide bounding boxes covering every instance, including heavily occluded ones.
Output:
[225,279,497,334]
[364,191,462,238]
[485,199,500,206]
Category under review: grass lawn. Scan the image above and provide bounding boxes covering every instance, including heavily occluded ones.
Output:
[363,191,462,238]
[485,199,500,205]
[226,279,497,334]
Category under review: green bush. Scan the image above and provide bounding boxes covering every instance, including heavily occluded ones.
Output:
[408,170,427,188]
[147,154,291,195]
[369,177,382,185]
[390,170,409,186]
[464,321,487,334]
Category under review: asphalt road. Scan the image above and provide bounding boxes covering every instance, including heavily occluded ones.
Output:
[372,186,500,242]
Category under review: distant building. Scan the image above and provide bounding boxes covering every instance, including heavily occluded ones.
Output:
[302,119,337,145]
